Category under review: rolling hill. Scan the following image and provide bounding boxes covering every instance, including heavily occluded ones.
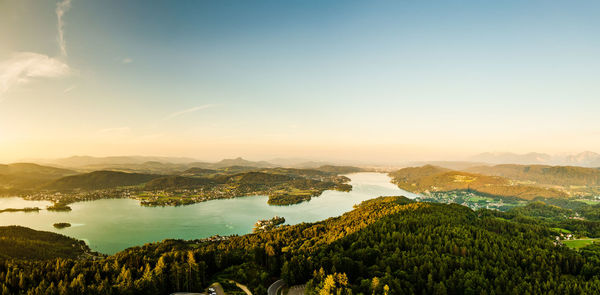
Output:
[42,155,198,167]
[390,165,567,200]
[465,164,600,186]
[0,226,95,260]
[180,167,218,176]
[226,171,293,184]
[0,163,77,190]
[314,165,364,174]
[0,163,75,177]
[44,171,162,190]
[211,157,275,168]
[144,176,216,190]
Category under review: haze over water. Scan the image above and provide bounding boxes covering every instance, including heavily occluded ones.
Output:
[0,173,417,254]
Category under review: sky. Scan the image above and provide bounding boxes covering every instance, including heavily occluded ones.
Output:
[1,0,599,163]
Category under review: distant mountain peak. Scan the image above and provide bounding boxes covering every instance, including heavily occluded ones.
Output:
[470,151,600,167]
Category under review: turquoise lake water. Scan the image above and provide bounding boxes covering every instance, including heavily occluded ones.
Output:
[0,172,419,254]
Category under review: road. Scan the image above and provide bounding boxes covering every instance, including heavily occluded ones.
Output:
[287,285,305,295]
[210,283,225,295]
[267,280,285,295]
[171,280,254,295]
[232,281,253,295]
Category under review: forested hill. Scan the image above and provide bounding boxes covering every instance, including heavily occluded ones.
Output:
[465,164,600,186]
[4,197,600,294]
[388,164,450,182]
[44,171,162,190]
[143,175,215,190]
[0,226,95,260]
[0,163,77,191]
[314,165,365,174]
[0,163,75,178]
[389,165,567,200]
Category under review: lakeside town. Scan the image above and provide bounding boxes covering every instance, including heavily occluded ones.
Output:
[414,190,527,211]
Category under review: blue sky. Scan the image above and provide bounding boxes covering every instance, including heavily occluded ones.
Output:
[1,0,599,163]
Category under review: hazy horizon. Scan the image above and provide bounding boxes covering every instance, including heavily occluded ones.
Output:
[0,150,597,169]
[2,0,600,163]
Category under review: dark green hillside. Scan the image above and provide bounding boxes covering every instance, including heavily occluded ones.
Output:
[144,176,215,190]
[218,165,261,174]
[301,200,592,294]
[465,164,600,186]
[44,171,161,190]
[180,167,218,176]
[509,201,575,220]
[227,171,293,184]
[4,197,600,294]
[491,199,600,237]
[0,226,94,260]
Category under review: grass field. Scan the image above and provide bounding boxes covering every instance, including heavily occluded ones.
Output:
[467,195,492,202]
[563,239,600,249]
[551,227,572,234]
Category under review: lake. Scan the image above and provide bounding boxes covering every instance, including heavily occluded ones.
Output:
[0,172,419,254]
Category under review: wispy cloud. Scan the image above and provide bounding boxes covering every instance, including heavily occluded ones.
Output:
[0,52,71,100]
[122,58,133,64]
[0,0,75,101]
[163,104,214,120]
[56,0,72,57]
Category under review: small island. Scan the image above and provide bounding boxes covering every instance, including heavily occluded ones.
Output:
[53,222,71,229]
[253,216,285,233]
[267,193,312,205]
[47,203,72,212]
[0,207,41,214]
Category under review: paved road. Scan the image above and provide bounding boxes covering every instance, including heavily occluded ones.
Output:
[267,280,285,295]
[232,281,253,295]
[210,283,225,295]
[287,285,305,295]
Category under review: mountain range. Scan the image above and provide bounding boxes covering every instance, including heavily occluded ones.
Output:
[469,151,600,167]
[21,156,278,174]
